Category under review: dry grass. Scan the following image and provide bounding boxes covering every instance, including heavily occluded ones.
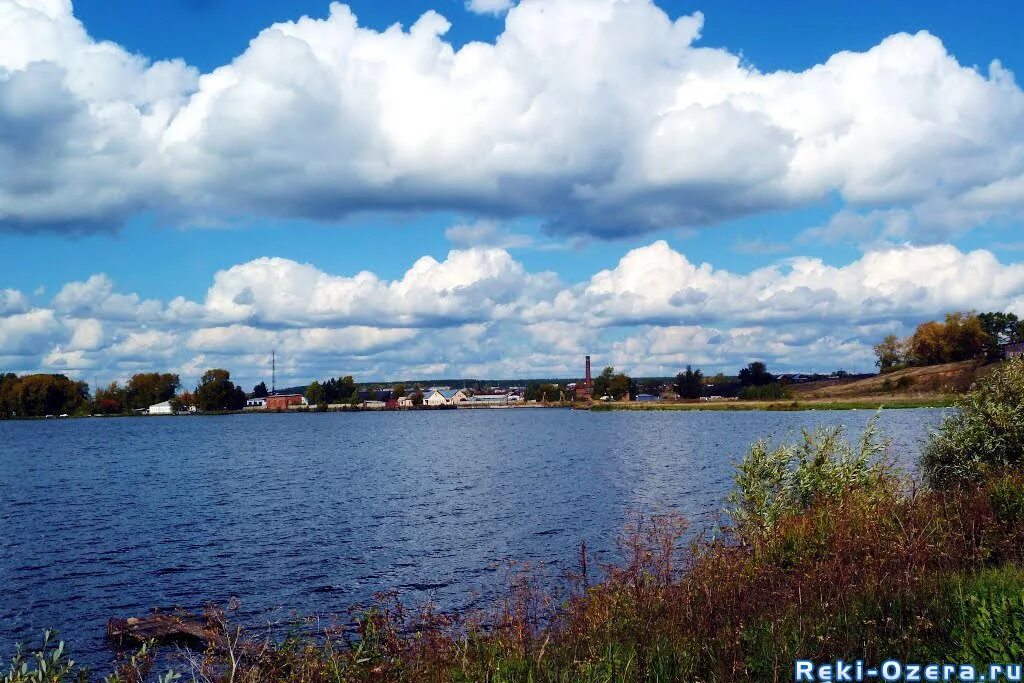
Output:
[794,360,991,399]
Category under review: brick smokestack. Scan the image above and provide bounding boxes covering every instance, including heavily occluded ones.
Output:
[585,355,592,383]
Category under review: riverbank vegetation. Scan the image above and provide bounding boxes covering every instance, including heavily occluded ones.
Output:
[8,362,1024,681]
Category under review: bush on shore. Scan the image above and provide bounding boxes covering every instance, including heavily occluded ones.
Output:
[923,357,1024,488]
[737,382,792,401]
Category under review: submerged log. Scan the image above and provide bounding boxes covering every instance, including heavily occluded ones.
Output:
[107,609,220,649]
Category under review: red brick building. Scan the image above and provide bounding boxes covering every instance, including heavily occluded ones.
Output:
[575,355,594,399]
[264,394,306,410]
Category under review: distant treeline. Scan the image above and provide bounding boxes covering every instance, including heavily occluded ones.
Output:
[0,368,250,419]
[874,311,1021,372]
[0,373,89,419]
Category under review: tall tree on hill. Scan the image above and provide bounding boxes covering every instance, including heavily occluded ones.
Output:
[676,365,704,399]
[874,334,908,372]
[978,311,1024,359]
[908,313,989,366]
[738,362,774,387]
[252,381,269,398]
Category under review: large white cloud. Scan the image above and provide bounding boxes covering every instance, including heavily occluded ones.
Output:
[0,0,196,230]
[534,240,1024,327]
[198,247,557,328]
[3,0,1024,239]
[5,240,1024,387]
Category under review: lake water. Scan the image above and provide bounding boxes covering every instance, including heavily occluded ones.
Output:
[1,407,946,669]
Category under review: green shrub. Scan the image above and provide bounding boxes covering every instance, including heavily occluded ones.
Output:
[928,566,1024,664]
[922,358,1024,487]
[727,416,892,537]
[738,383,792,401]
[3,631,81,683]
[988,473,1024,527]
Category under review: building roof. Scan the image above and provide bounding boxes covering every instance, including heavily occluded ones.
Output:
[149,400,172,409]
[437,389,464,399]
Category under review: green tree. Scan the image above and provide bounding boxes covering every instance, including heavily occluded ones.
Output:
[125,373,180,410]
[229,385,246,411]
[873,334,907,372]
[738,362,774,387]
[0,374,89,418]
[978,312,1022,345]
[393,384,406,398]
[675,365,703,399]
[305,380,326,405]
[609,373,632,400]
[593,366,616,398]
[195,369,238,412]
[252,381,269,398]
[525,383,562,402]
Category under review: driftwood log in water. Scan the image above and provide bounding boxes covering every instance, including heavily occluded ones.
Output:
[107,610,220,649]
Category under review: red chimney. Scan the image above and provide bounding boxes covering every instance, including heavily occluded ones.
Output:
[585,355,592,384]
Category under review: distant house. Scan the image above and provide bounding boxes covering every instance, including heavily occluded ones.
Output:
[424,389,468,406]
[265,394,307,410]
[148,400,174,415]
[246,397,266,408]
[1003,342,1024,360]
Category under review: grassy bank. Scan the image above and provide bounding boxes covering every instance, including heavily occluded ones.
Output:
[591,395,957,411]
[8,364,1024,682]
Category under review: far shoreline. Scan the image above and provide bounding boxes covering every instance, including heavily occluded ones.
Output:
[0,396,956,421]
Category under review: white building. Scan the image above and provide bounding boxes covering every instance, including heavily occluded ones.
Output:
[148,400,174,415]
[246,397,266,408]
[423,389,468,406]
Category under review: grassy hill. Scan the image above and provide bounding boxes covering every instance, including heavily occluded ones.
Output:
[793,359,992,400]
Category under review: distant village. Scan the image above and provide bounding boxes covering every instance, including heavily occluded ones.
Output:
[0,352,864,419]
[148,355,856,416]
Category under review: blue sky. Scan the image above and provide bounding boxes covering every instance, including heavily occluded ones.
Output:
[3,0,1024,386]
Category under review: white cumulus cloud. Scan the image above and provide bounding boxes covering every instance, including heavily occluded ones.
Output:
[466,0,515,15]
[1,0,1023,241]
[3,240,1024,386]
